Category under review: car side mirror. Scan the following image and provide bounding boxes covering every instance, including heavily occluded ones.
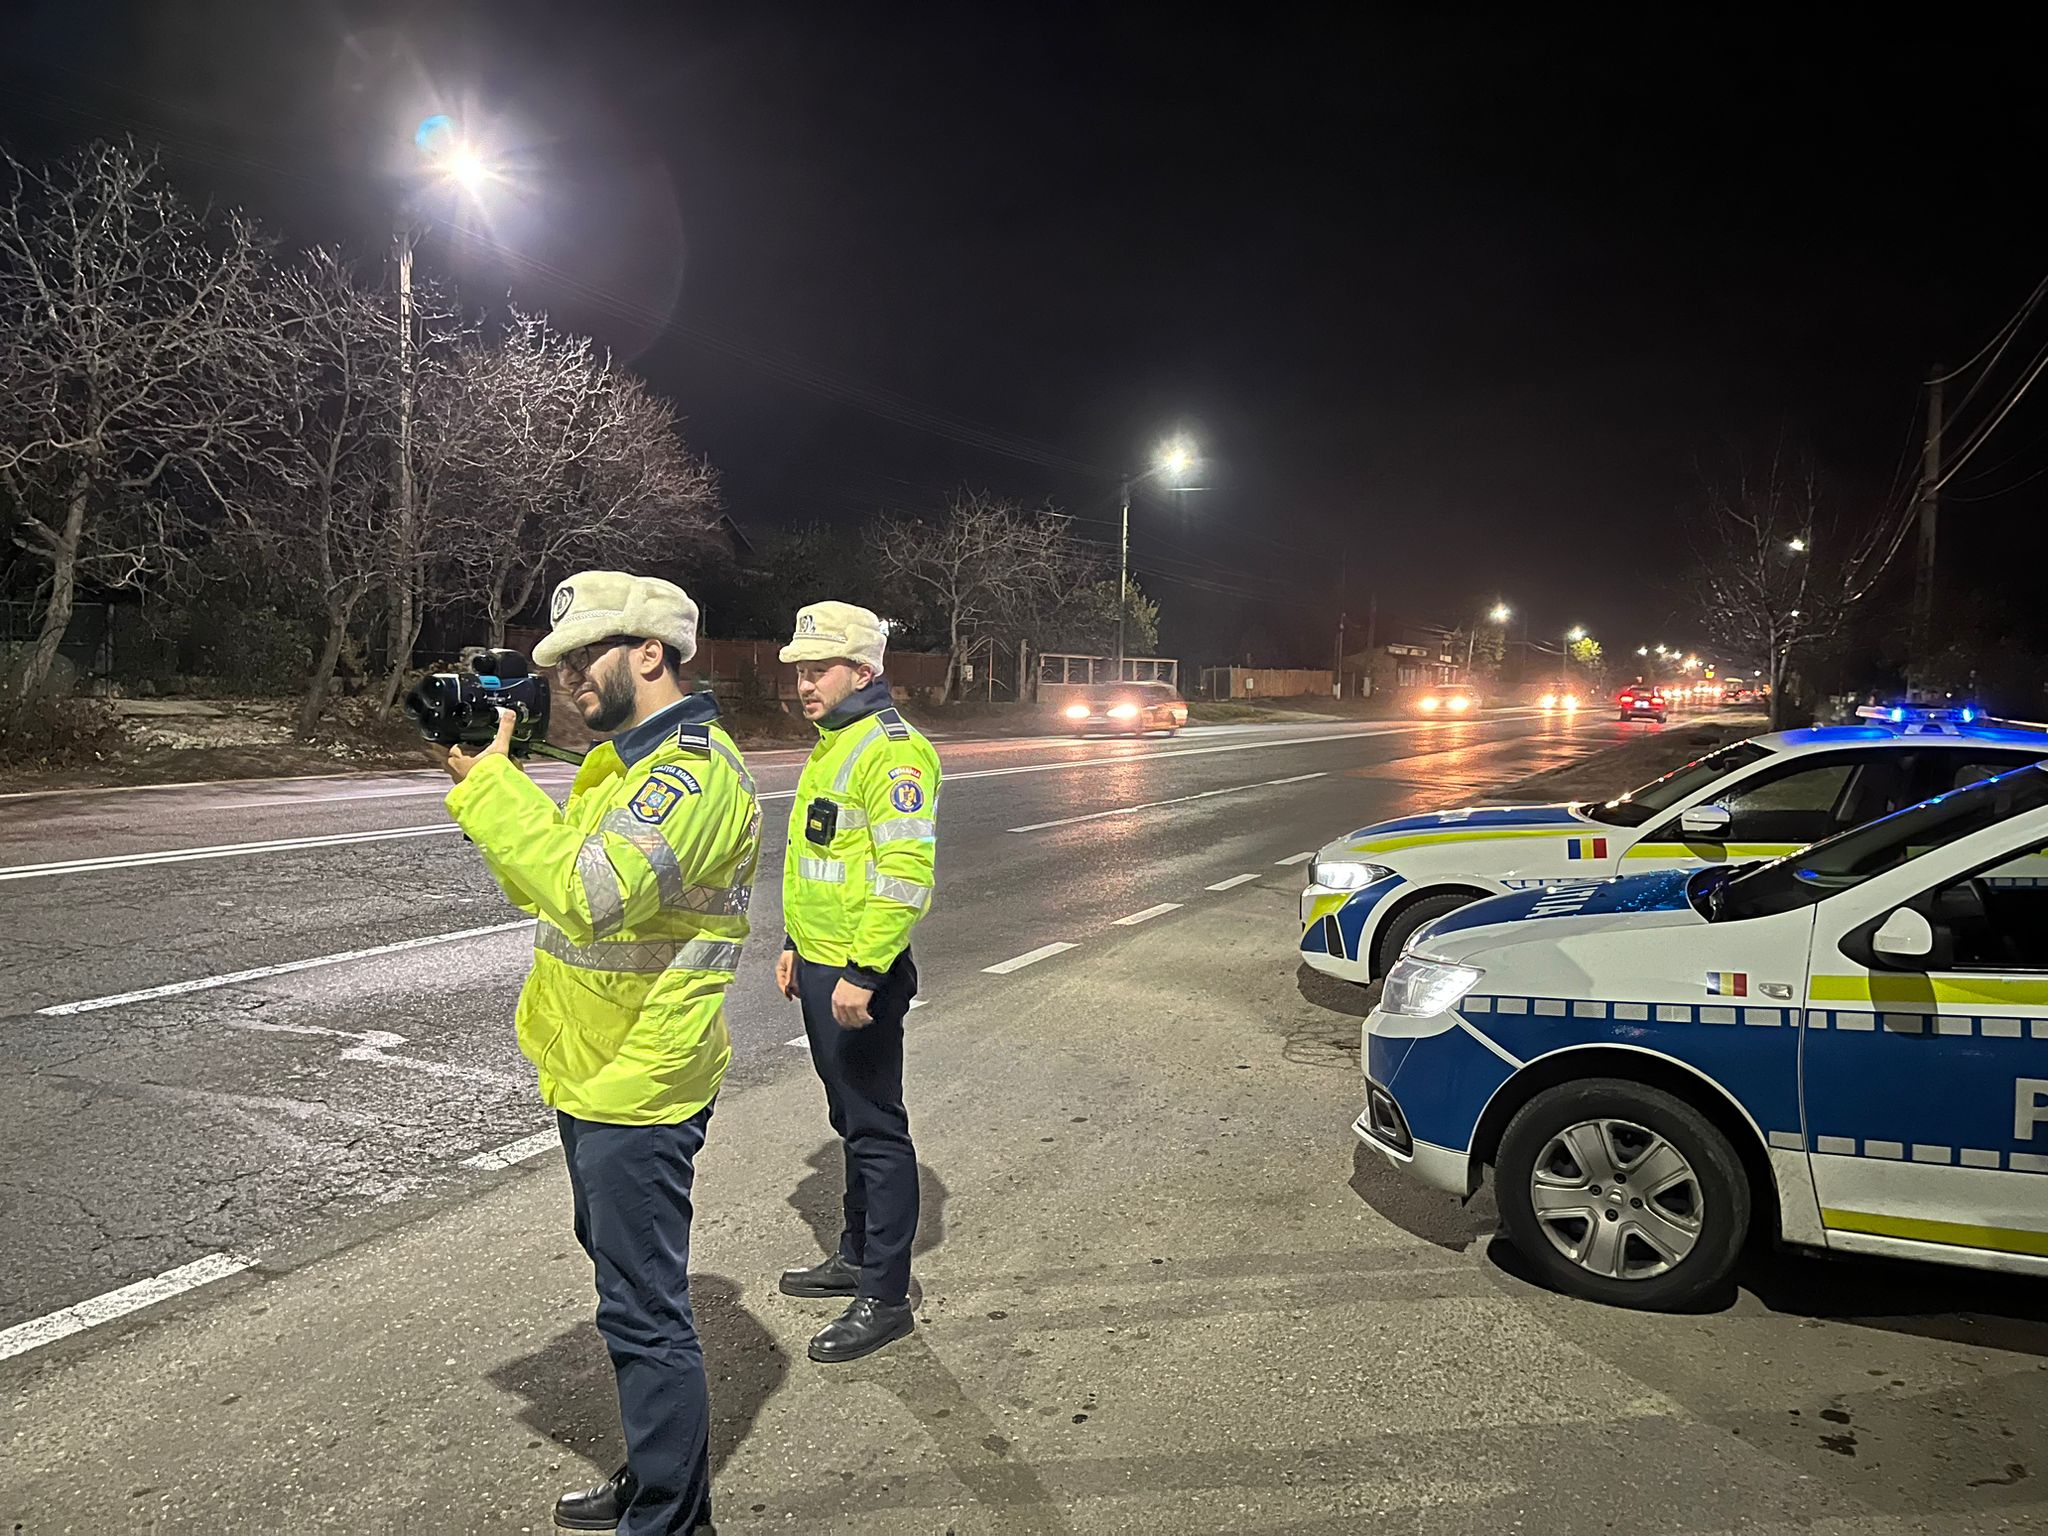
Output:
[1871,907,1936,962]
[1679,802,1732,839]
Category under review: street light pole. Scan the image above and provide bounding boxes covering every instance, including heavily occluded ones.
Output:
[1116,474,1131,675]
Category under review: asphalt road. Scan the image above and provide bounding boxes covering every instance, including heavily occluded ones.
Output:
[1,709,1613,1333]
[5,707,2047,1534]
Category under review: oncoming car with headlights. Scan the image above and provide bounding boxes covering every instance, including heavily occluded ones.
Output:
[1061,680,1187,737]
[1358,761,2048,1309]
[1414,685,1479,716]
[1300,708,2048,984]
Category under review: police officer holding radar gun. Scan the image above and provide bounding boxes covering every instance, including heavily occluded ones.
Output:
[774,602,942,1362]
[436,571,759,1536]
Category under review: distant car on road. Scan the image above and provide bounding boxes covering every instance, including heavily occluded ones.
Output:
[1617,685,1668,723]
[1300,706,2048,983]
[1414,685,1479,716]
[1537,688,1583,713]
[1063,680,1187,737]
[1357,758,2048,1309]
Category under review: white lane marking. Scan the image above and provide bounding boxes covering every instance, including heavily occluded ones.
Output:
[0,722,1463,882]
[983,942,1077,974]
[1275,851,1315,865]
[1206,873,1261,891]
[1008,772,1326,833]
[0,1252,254,1363]
[462,1129,560,1171]
[1114,902,1182,926]
[1,823,463,883]
[35,920,536,1016]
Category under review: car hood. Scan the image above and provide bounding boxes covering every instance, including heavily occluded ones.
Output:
[1327,802,1588,857]
[1408,869,1705,961]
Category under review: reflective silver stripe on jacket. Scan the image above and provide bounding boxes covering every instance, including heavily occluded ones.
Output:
[832,724,888,792]
[535,925,743,975]
[709,736,757,797]
[837,804,869,829]
[577,836,627,939]
[598,810,752,916]
[870,874,933,909]
[796,856,846,884]
[872,816,935,845]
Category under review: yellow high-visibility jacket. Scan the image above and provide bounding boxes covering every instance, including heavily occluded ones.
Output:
[447,695,760,1124]
[783,681,941,983]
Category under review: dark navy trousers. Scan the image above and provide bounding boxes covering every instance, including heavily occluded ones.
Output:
[558,1106,714,1536]
[795,952,920,1304]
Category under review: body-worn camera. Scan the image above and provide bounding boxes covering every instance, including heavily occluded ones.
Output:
[404,648,553,756]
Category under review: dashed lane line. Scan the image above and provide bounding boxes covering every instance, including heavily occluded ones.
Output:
[1275,851,1315,866]
[0,1252,255,1364]
[1007,772,1327,833]
[1113,902,1182,926]
[33,920,537,1017]
[1206,873,1261,891]
[461,1129,561,1171]
[982,942,1077,975]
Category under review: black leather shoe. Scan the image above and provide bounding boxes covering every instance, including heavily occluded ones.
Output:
[779,1254,860,1298]
[554,1465,633,1531]
[809,1297,914,1362]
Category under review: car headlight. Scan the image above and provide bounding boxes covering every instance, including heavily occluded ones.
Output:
[1065,704,1089,719]
[1418,695,1440,711]
[1539,692,1558,709]
[1381,956,1485,1017]
[1308,860,1391,891]
[1447,694,1471,712]
[1108,703,1139,720]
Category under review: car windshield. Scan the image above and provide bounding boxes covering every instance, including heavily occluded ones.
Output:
[1709,761,2048,920]
[1577,740,1773,827]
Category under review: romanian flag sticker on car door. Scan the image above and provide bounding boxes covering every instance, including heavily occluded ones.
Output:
[1565,837,1609,860]
[1707,971,1749,997]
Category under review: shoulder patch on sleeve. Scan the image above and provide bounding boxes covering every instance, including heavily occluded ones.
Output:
[878,708,911,741]
[889,777,926,813]
[650,764,703,795]
[628,774,691,824]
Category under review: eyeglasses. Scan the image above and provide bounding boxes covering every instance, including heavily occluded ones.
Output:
[557,636,635,679]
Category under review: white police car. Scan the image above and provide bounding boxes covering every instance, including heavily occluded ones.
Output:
[1358,761,2048,1309]
[1302,708,2048,984]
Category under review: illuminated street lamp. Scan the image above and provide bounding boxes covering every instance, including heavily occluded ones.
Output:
[1118,438,1197,668]
[1466,601,1512,672]
[389,115,502,677]
[1787,536,1808,553]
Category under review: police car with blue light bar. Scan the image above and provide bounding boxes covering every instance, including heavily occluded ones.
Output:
[1301,705,2048,984]
[1359,758,2048,1309]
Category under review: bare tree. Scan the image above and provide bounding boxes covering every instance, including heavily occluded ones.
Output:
[1690,447,1909,728]
[434,317,719,643]
[0,142,269,697]
[880,490,1081,699]
[236,250,399,736]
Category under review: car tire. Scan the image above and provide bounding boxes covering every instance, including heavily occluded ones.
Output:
[1371,891,1479,976]
[1495,1078,1750,1311]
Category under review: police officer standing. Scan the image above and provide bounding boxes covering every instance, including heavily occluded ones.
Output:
[438,572,758,1536]
[773,602,941,1362]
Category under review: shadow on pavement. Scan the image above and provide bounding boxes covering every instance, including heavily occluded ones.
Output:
[1739,1245,2048,1355]
[484,1273,788,1481]
[1346,1141,1497,1254]
[788,1143,950,1268]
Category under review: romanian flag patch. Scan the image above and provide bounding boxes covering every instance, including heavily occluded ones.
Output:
[1707,971,1748,997]
[1565,837,1609,861]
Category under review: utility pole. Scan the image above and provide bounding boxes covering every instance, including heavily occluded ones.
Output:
[1333,550,1348,698]
[381,218,419,709]
[1362,590,1377,697]
[1115,475,1131,676]
[1908,367,1943,700]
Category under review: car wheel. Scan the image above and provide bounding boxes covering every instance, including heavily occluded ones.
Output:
[1495,1078,1750,1311]
[1371,891,1479,976]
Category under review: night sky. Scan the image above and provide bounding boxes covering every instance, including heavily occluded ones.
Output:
[5,4,2045,669]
